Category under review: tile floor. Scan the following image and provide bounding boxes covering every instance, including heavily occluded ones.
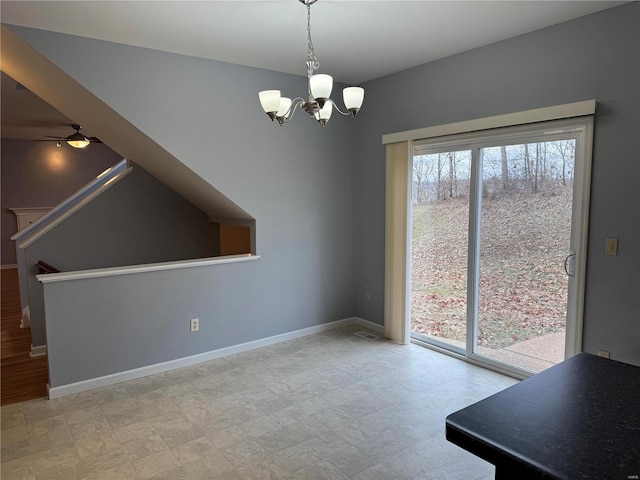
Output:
[1,326,518,480]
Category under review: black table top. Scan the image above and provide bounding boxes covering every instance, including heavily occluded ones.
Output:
[446,353,640,479]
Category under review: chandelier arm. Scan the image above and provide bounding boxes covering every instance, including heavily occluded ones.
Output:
[325,98,352,117]
[282,98,307,123]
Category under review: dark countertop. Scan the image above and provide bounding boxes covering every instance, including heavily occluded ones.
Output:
[446,353,640,479]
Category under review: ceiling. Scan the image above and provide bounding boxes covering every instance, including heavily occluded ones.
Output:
[0,0,624,141]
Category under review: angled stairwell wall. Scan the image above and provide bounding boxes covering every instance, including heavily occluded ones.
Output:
[11,159,129,335]
[24,162,240,348]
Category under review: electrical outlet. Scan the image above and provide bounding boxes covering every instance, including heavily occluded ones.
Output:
[365,291,371,303]
[598,350,610,359]
[190,318,199,332]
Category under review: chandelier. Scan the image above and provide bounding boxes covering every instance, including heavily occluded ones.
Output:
[258,0,364,128]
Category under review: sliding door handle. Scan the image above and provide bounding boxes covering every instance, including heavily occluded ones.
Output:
[564,253,575,277]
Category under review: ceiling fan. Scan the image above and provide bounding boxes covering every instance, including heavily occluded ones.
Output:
[40,124,102,149]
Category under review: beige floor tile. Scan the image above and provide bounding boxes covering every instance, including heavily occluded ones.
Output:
[100,397,148,428]
[161,380,195,397]
[20,398,65,425]
[414,451,495,480]
[190,373,225,390]
[326,446,378,477]
[0,454,34,480]
[3,327,519,479]
[221,439,271,470]
[132,450,181,479]
[354,463,400,480]
[172,437,214,464]
[2,424,29,446]
[134,390,179,419]
[74,432,121,459]
[69,416,112,440]
[91,385,132,404]
[121,433,168,463]
[202,424,248,450]
[32,445,85,479]
[182,450,241,479]
[304,432,352,459]
[58,391,101,413]
[1,405,25,430]
[149,414,202,448]
[80,445,130,474]
[27,415,74,454]
[65,406,107,427]
[272,443,322,473]
[285,458,349,480]
[254,424,316,454]
[241,415,283,438]
[101,461,140,480]
[237,456,291,480]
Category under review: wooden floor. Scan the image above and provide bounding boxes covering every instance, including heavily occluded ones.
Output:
[1,268,48,405]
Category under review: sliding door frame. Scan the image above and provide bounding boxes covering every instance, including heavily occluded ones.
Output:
[384,101,595,377]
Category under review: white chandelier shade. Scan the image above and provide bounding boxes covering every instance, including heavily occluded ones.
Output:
[259,90,282,120]
[276,97,292,118]
[314,101,333,127]
[343,87,365,113]
[258,0,364,128]
[309,74,333,106]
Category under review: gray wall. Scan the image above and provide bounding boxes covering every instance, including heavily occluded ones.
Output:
[10,24,356,385]
[26,164,221,346]
[1,139,121,264]
[353,3,640,365]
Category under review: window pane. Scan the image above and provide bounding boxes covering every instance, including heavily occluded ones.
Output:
[476,140,574,372]
[411,150,471,351]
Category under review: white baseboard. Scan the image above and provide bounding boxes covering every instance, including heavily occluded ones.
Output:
[1,264,18,270]
[30,344,47,357]
[353,316,385,334]
[48,316,375,399]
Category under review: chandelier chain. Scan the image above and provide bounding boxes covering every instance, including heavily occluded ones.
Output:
[306,2,320,78]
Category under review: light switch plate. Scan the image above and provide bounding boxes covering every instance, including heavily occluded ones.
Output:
[605,238,618,256]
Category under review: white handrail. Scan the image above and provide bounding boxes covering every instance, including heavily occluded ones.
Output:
[37,254,260,283]
[14,161,132,249]
[11,159,129,247]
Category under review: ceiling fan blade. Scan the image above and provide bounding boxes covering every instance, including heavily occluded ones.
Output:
[88,137,102,143]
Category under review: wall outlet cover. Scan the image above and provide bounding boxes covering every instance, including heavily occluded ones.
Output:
[190,318,199,332]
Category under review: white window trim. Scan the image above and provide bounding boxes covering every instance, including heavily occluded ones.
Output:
[382,100,595,145]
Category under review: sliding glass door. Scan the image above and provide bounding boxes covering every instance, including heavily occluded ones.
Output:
[410,119,591,376]
[411,150,471,353]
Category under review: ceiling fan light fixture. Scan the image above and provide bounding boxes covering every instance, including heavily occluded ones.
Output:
[258,0,363,128]
[67,133,90,149]
[66,124,91,148]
